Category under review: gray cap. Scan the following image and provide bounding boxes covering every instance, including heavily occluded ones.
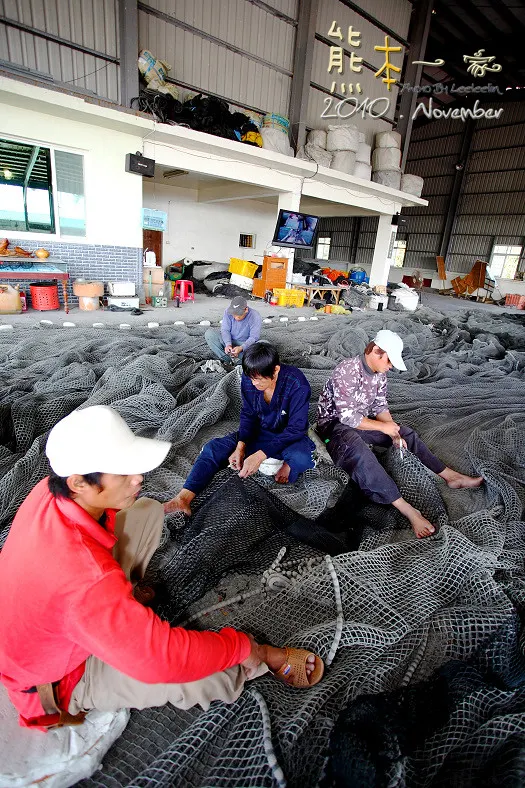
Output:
[227,296,248,316]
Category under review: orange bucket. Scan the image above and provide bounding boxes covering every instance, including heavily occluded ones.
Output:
[30,282,60,311]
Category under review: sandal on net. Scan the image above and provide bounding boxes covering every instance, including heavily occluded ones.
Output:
[270,647,324,688]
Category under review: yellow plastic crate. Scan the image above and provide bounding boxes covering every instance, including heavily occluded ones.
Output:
[273,288,305,307]
[228,258,258,278]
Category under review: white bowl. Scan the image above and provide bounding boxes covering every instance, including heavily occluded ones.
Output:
[258,458,284,476]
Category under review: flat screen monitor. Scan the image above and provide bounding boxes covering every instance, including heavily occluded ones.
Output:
[272,210,320,249]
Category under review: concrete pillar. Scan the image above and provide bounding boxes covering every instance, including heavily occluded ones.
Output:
[369,214,396,288]
[268,192,303,284]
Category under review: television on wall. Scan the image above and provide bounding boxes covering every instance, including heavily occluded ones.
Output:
[272,210,320,249]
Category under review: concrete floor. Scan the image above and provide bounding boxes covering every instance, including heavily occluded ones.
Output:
[0,290,518,330]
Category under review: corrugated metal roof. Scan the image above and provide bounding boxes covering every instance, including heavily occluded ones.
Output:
[404,154,458,179]
[141,0,295,72]
[468,146,525,173]
[355,0,411,39]
[0,138,50,187]
[462,169,525,194]
[0,0,119,101]
[459,191,524,215]
[316,0,406,65]
[139,9,291,115]
[476,102,525,128]
[407,134,462,161]
[472,123,525,151]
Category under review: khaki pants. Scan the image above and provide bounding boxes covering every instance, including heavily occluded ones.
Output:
[69,497,266,715]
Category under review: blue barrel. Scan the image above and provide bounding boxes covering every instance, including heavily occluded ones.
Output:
[349,270,366,284]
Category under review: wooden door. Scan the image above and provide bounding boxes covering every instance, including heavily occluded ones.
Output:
[143,229,163,267]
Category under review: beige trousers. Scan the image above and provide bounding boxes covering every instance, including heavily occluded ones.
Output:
[69,497,266,715]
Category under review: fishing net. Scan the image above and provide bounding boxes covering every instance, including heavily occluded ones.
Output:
[0,305,524,787]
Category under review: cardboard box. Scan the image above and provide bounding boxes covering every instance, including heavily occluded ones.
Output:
[143,266,165,285]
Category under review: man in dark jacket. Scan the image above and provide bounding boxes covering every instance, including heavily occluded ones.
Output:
[165,343,315,515]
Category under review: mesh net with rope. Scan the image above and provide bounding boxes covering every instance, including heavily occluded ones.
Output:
[0,305,524,787]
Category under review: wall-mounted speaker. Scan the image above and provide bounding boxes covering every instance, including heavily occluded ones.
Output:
[391,214,407,230]
[125,152,155,178]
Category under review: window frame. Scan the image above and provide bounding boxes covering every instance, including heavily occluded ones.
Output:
[239,233,256,249]
[392,237,407,268]
[316,235,332,260]
[489,242,523,280]
[0,133,87,241]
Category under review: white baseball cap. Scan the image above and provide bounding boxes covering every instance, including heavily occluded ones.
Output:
[373,329,407,371]
[46,405,171,477]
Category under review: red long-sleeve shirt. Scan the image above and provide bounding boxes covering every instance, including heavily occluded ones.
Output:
[0,479,251,728]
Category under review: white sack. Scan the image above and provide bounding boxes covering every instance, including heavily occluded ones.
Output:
[372,147,401,171]
[356,142,371,163]
[326,124,360,152]
[330,150,357,174]
[0,683,129,788]
[372,170,402,189]
[307,129,327,148]
[358,131,366,143]
[401,173,424,197]
[261,127,291,156]
[297,143,333,168]
[353,162,372,181]
[374,130,402,148]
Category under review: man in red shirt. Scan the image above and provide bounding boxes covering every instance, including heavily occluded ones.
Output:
[0,406,323,730]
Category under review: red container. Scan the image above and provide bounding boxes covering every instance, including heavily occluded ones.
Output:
[505,293,525,309]
[30,281,60,311]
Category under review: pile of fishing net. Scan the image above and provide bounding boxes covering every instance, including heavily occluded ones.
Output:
[0,305,523,787]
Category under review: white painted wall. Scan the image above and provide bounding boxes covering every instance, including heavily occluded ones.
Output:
[0,104,143,248]
[143,182,279,265]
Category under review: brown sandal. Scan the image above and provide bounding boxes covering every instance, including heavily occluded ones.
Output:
[271,647,324,688]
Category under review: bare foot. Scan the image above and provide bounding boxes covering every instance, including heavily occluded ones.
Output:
[439,468,483,489]
[407,510,436,539]
[275,462,291,484]
[164,489,195,516]
[393,496,436,539]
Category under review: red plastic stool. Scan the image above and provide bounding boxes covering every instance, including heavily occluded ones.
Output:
[173,280,195,303]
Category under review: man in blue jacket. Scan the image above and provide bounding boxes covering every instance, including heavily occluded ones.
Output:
[165,343,316,515]
[205,296,262,366]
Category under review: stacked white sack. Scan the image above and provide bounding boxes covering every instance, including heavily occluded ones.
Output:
[356,142,371,163]
[307,129,327,148]
[374,131,402,149]
[354,162,372,180]
[331,150,357,174]
[372,170,402,189]
[296,143,333,167]
[326,124,360,152]
[401,174,424,197]
[372,147,401,171]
